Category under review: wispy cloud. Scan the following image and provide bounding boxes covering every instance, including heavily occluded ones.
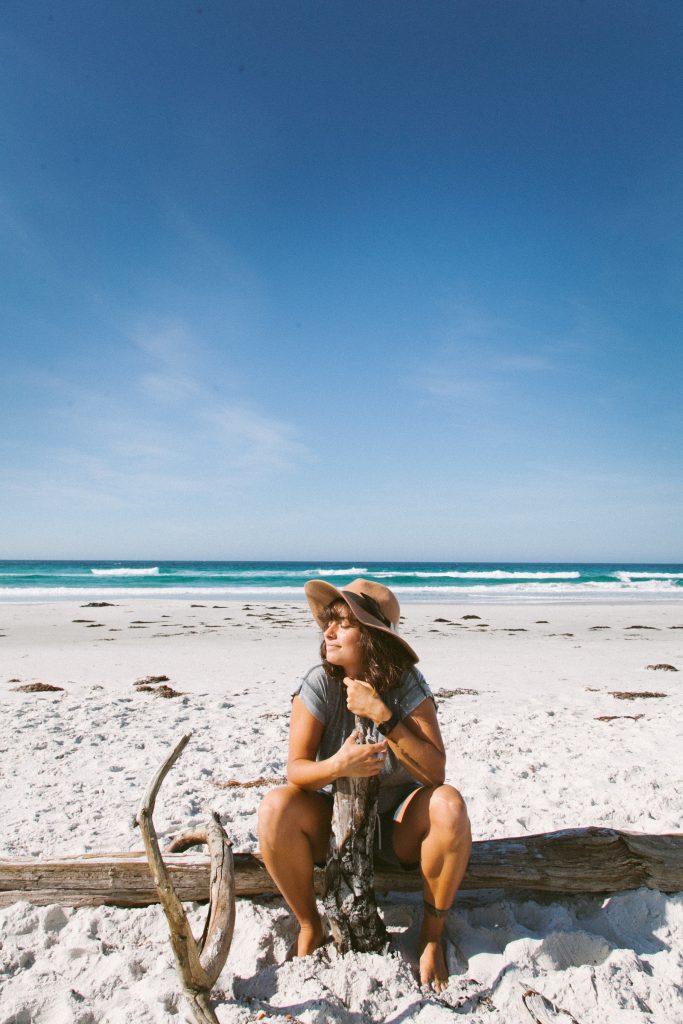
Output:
[204,404,310,470]
[0,186,58,275]
[131,320,197,368]
[128,317,310,472]
[4,317,311,517]
[161,203,261,292]
[109,440,174,461]
[416,303,589,401]
[139,371,200,402]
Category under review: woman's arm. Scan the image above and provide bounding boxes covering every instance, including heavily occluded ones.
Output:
[382,697,446,787]
[343,679,446,787]
[287,695,389,789]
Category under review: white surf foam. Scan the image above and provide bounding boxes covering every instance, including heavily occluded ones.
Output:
[309,566,369,575]
[615,570,683,580]
[373,570,582,580]
[161,567,370,579]
[90,567,160,577]
[1,578,682,604]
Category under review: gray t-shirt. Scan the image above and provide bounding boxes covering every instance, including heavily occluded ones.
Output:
[292,663,435,814]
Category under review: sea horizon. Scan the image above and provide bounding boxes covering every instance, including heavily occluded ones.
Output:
[1,559,682,604]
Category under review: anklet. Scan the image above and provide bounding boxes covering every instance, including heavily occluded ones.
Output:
[424,900,451,919]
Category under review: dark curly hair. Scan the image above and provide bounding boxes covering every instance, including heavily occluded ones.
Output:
[319,600,414,694]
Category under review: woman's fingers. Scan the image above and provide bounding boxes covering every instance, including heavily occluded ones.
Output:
[337,735,388,777]
[356,742,388,776]
[358,756,384,776]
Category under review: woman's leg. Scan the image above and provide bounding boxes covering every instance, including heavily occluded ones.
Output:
[392,785,472,991]
[258,785,333,956]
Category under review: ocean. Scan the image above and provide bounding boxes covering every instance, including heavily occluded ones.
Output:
[0,560,682,603]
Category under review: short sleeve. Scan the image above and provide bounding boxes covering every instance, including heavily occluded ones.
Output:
[396,666,434,719]
[292,664,329,724]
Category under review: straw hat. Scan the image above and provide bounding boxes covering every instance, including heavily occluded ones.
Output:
[304,577,418,663]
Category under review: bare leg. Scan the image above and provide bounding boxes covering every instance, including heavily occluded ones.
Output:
[392,785,472,991]
[258,785,332,956]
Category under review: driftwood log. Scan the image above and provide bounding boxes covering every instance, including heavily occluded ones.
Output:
[2,828,682,908]
[135,734,235,1024]
[323,717,387,953]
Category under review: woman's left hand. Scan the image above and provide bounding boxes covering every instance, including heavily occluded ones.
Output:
[343,676,389,725]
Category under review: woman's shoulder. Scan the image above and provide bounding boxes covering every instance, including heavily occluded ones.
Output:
[393,664,434,715]
[292,664,338,724]
[293,663,335,700]
[398,663,430,690]
[298,663,331,688]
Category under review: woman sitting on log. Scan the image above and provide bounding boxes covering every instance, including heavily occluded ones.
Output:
[258,577,472,991]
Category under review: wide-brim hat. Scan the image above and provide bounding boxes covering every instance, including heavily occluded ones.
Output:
[304,577,418,663]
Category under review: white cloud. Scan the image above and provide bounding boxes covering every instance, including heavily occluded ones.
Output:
[139,371,200,402]
[415,302,591,401]
[0,186,58,274]
[3,312,310,534]
[205,404,310,470]
[126,316,310,471]
[130,321,197,368]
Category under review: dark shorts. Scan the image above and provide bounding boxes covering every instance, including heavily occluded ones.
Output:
[317,787,421,872]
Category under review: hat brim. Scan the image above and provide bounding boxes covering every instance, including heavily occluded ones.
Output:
[304,579,418,663]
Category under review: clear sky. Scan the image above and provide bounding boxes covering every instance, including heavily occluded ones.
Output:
[2,1,681,561]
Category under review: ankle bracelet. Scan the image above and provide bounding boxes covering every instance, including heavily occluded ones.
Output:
[424,900,451,919]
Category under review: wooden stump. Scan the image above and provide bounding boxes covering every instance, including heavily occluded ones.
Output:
[322,718,388,953]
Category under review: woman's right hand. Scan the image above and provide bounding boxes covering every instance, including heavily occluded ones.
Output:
[333,729,388,779]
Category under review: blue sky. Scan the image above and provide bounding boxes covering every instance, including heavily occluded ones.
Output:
[2,0,681,560]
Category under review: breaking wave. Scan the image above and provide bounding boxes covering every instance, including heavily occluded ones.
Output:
[90,567,160,577]
[372,570,581,580]
[615,571,683,580]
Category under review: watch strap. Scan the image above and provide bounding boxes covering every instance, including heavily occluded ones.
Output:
[377,708,401,736]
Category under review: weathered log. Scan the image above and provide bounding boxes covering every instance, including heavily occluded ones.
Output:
[1,828,682,909]
[322,718,387,953]
[135,733,235,1024]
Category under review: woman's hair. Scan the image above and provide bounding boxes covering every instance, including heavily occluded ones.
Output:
[319,600,414,693]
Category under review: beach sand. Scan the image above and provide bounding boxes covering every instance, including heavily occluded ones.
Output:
[1,599,682,1022]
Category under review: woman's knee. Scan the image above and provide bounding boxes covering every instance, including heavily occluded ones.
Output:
[257,785,299,842]
[258,785,330,847]
[429,785,471,843]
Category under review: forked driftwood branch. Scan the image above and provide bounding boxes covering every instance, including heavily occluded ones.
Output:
[135,733,235,1024]
[2,828,682,908]
[323,717,388,953]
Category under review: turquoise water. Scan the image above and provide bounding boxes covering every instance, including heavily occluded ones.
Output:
[1,561,682,603]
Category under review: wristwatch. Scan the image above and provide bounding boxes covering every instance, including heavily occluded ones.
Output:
[377,707,401,736]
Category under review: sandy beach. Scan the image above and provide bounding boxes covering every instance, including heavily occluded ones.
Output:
[1,598,682,1023]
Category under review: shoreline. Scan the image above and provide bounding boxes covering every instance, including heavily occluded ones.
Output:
[3,591,683,606]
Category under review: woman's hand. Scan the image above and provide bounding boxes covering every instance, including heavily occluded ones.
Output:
[343,676,390,725]
[333,729,388,779]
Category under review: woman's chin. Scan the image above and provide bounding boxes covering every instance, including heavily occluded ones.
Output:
[325,652,346,670]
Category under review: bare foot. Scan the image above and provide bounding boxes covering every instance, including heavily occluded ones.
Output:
[285,920,326,960]
[419,939,449,993]
[298,919,326,956]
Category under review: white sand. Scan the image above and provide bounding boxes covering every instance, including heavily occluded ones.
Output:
[1,599,682,1023]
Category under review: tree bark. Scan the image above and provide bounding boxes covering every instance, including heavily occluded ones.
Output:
[322,717,387,952]
[2,828,682,909]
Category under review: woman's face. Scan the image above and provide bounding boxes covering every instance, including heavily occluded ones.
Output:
[323,609,363,676]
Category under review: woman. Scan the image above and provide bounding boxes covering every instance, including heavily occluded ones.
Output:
[258,578,471,992]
